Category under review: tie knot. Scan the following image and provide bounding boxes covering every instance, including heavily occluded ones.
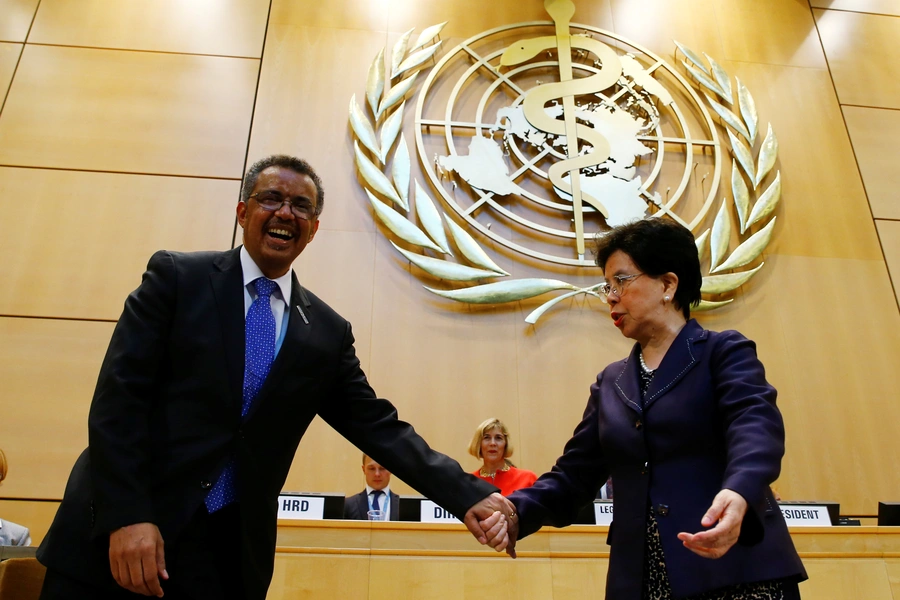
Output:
[253,278,277,299]
[372,490,383,499]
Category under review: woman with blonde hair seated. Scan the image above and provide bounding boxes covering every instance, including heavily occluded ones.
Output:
[469,418,536,495]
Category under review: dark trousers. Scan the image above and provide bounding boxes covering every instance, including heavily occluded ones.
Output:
[40,504,245,600]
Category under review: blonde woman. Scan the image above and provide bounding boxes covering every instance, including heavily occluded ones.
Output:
[469,419,536,495]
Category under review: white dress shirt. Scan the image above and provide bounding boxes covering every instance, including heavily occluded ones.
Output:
[240,246,292,356]
[0,518,31,546]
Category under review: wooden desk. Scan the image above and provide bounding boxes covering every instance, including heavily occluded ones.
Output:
[272,521,900,599]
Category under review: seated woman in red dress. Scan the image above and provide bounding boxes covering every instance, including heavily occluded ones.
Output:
[469,418,537,496]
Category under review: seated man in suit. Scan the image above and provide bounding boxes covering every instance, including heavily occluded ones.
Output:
[344,454,398,521]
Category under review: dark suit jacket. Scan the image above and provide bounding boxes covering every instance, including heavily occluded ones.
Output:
[343,489,400,521]
[38,248,496,600]
[509,319,806,599]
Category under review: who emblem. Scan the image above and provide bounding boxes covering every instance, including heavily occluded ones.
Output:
[349,0,780,323]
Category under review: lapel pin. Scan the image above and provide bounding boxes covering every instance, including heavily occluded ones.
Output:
[296,304,309,325]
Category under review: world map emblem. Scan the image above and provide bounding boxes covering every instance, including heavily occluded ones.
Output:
[349,0,780,323]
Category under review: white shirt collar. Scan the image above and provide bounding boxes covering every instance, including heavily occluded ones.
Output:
[239,246,292,303]
[366,486,390,497]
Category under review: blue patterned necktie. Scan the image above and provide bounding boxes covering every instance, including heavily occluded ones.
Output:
[241,278,277,417]
[371,490,383,512]
[206,277,278,513]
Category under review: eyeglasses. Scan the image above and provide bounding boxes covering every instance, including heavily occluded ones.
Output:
[598,273,644,302]
[249,191,317,220]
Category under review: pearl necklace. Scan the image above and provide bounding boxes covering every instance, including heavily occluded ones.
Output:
[638,351,655,373]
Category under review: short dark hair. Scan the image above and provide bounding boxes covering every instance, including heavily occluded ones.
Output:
[594,219,701,319]
[241,155,325,215]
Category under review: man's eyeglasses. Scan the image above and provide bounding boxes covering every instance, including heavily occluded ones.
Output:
[598,273,643,303]
[249,191,317,220]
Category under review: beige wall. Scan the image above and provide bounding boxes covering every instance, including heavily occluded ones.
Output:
[0,0,898,530]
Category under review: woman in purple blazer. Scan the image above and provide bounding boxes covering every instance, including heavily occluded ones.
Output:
[506,220,806,599]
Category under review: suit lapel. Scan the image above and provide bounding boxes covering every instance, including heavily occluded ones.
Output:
[358,493,369,519]
[612,345,643,414]
[390,492,400,521]
[210,249,245,410]
[643,319,707,412]
[243,271,314,421]
[611,320,708,414]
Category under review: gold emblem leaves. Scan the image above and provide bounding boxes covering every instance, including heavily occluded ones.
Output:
[676,41,781,310]
[349,22,596,324]
[348,30,780,323]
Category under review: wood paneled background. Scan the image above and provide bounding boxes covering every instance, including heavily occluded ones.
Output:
[1,0,898,544]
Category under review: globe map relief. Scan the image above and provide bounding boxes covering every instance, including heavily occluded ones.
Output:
[439,51,674,228]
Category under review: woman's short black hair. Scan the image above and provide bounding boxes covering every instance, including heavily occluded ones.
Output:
[594,219,702,319]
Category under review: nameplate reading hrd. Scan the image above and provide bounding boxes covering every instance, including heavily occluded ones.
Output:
[779,504,832,527]
[593,500,614,526]
[277,495,325,520]
[420,500,462,523]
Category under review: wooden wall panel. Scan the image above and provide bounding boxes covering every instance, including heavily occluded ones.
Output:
[269,554,371,598]
[0,500,59,546]
[719,61,882,260]
[551,559,609,600]
[887,558,900,599]
[801,559,895,599]
[610,0,723,60]
[0,318,115,499]
[28,0,270,58]
[843,106,900,220]
[0,168,238,320]
[247,25,387,234]
[0,42,21,101]
[815,9,900,109]
[811,0,900,17]
[877,220,900,307]
[270,0,388,32]
[0,0,38,43]
[364,234,523,493]
[0,45,258,177]
[758,254,900,513]
[368,556,554,600]
[716,0,827,68]
[387,0,610,38]
[268,523,900,600]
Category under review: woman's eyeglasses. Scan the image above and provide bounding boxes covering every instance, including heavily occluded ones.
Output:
[598,273,643,302]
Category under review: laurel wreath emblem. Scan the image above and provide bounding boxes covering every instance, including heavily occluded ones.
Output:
[349,25,780,323]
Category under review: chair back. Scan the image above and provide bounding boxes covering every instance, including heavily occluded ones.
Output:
[0,558,47,600]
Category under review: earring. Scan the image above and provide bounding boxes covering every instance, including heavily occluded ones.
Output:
[664,295,670,302]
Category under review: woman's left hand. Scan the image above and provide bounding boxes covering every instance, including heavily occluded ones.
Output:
[676,489,748,559]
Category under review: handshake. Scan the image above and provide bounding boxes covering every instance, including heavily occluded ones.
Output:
[462,493,520,558]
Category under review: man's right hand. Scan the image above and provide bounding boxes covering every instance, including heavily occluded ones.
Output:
[109,522,168,597]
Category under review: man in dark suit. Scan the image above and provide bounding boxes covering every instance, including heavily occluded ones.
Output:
[37,155,514,600]
[343,454,399,521]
